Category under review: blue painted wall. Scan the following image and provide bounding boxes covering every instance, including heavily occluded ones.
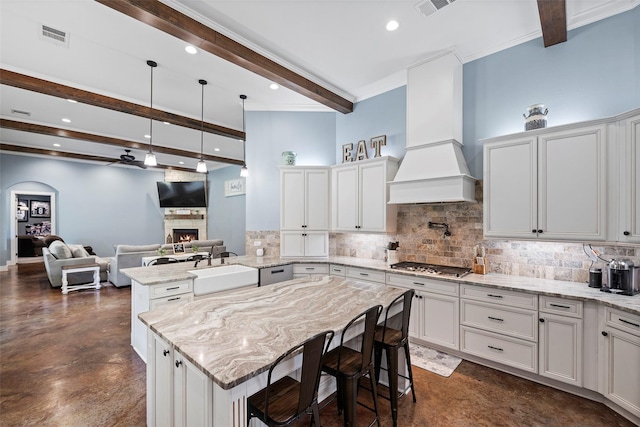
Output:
[0,154,245,265]
[463,6,640,177]
[244,111,336,231]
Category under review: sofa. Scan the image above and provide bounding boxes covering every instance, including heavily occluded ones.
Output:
[42,241,109,288]
[17,235,47,257]
[108,239,225,288]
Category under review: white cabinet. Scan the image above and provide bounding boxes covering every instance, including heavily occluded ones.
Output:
[280,167,329,231]
[617,113,640,243]
[460,284,538,373]
[280,167,329,257]
[148,332,213,427]
[386,273,459,350]
[483,124,607,241]
[280,230,328,257]
[601,307,640,419]
[132,279,193,362]
[292,263,329,278]
[331,157,399,233]
[538,296,583,387]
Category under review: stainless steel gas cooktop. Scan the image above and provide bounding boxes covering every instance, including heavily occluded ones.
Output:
[390,262,472,278]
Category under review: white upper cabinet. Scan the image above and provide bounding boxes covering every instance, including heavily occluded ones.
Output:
[280,167,330,231]
[484,123,607,241]
[331,157,399,233]
[618,113,640,243]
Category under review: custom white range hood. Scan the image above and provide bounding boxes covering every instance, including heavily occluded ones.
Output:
[388,51,476,204]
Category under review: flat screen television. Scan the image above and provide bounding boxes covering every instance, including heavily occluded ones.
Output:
[156,181,207,208]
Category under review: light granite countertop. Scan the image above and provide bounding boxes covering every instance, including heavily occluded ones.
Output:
[122,255,640,315]
[138,275,405,389]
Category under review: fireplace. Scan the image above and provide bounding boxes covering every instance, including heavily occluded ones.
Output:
[173,229,198,243]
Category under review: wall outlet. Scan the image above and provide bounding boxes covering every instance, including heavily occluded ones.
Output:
[254,241,262,246]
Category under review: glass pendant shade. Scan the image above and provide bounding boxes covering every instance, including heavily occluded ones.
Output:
[144,152,157,166]
[196,159,207,173]
[240,165,248,177]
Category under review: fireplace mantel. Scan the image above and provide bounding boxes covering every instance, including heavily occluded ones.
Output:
[164,214,205,220]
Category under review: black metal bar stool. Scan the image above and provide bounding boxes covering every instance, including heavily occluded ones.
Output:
[247,330,334,426]
[373,289,416,427]
[322,304,383,427]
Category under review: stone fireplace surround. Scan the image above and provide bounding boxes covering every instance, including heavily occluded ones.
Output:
[163,171,207,243]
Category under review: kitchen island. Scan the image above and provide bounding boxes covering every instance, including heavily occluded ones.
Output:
[138,275,405,427]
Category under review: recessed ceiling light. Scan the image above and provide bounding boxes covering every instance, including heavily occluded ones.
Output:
[214,148,220,152]
[386,20,399,31]
[53,143,61,147]
[144,134,151,139]
[67,99,77,103]
[269,83,279,90]
[61,118,71,123]
[163,121,170,125]
[179,161,184,164]
[185,45,197,54]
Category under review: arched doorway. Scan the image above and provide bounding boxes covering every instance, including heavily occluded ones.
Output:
[10,189,57,265]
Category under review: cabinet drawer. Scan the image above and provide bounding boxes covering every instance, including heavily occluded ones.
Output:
[292,263,329,275]
[150,293,193,310]
[150,281,193,299]
[461,300,538,341]
[346,266,386,284]
[539,296,583,318]
[329,264,346,276]
[604,307,640,336]
[460,284,537,310]
[461,326,537,373]
[386,273,458,296]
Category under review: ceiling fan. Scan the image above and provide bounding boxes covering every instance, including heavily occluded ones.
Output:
[107,149,148,169]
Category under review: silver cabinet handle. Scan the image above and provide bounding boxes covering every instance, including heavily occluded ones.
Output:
[359,272,369,276]
[305,267,315,270]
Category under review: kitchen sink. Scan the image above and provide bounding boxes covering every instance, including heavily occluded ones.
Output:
[188,264,259,296]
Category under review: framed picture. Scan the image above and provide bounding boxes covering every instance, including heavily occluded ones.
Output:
[30,200,51,218]
[173,243,185,254]
[17,199,29,222]
[224,178,246,197]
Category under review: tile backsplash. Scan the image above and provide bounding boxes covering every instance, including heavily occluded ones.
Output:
[248,181,639,284]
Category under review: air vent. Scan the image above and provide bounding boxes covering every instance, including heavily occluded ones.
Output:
[11,109,31,117]
[415,0,455,17]
[39,24,70,47]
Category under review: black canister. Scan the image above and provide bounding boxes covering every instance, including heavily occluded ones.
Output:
[589,267,602,288]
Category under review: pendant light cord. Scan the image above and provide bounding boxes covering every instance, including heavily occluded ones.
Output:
[148,60,156,151]
[199,79,207,159]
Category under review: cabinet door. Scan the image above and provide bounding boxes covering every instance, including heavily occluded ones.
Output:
[483,137,537,238]
[538,125,607,240]
[280,169,305,230]
[619,115,640,243]
[174,351,213,427]
[303,231,329,257]
[539,313,583,387]
[152,334,173,427]
[359,161,388,232]
[602,327,640,418]
[420,292,459,350]
[332,164,359,231]
[280,232,305,257]
[305,169,330,230]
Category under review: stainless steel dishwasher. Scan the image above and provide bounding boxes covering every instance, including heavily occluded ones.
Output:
[258,264,293,286]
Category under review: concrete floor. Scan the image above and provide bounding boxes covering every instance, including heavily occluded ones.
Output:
[0,263,635,427]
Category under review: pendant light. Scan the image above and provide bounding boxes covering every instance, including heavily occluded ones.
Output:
[239,94,248,177]
[144,60,158,167]
[196,79,208,173]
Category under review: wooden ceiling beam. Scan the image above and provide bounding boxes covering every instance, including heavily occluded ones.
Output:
[0,69,245,140]
[95,0,354,114]
[0,143,202,173]
[0,119,244,166]
[537,0,567,47]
